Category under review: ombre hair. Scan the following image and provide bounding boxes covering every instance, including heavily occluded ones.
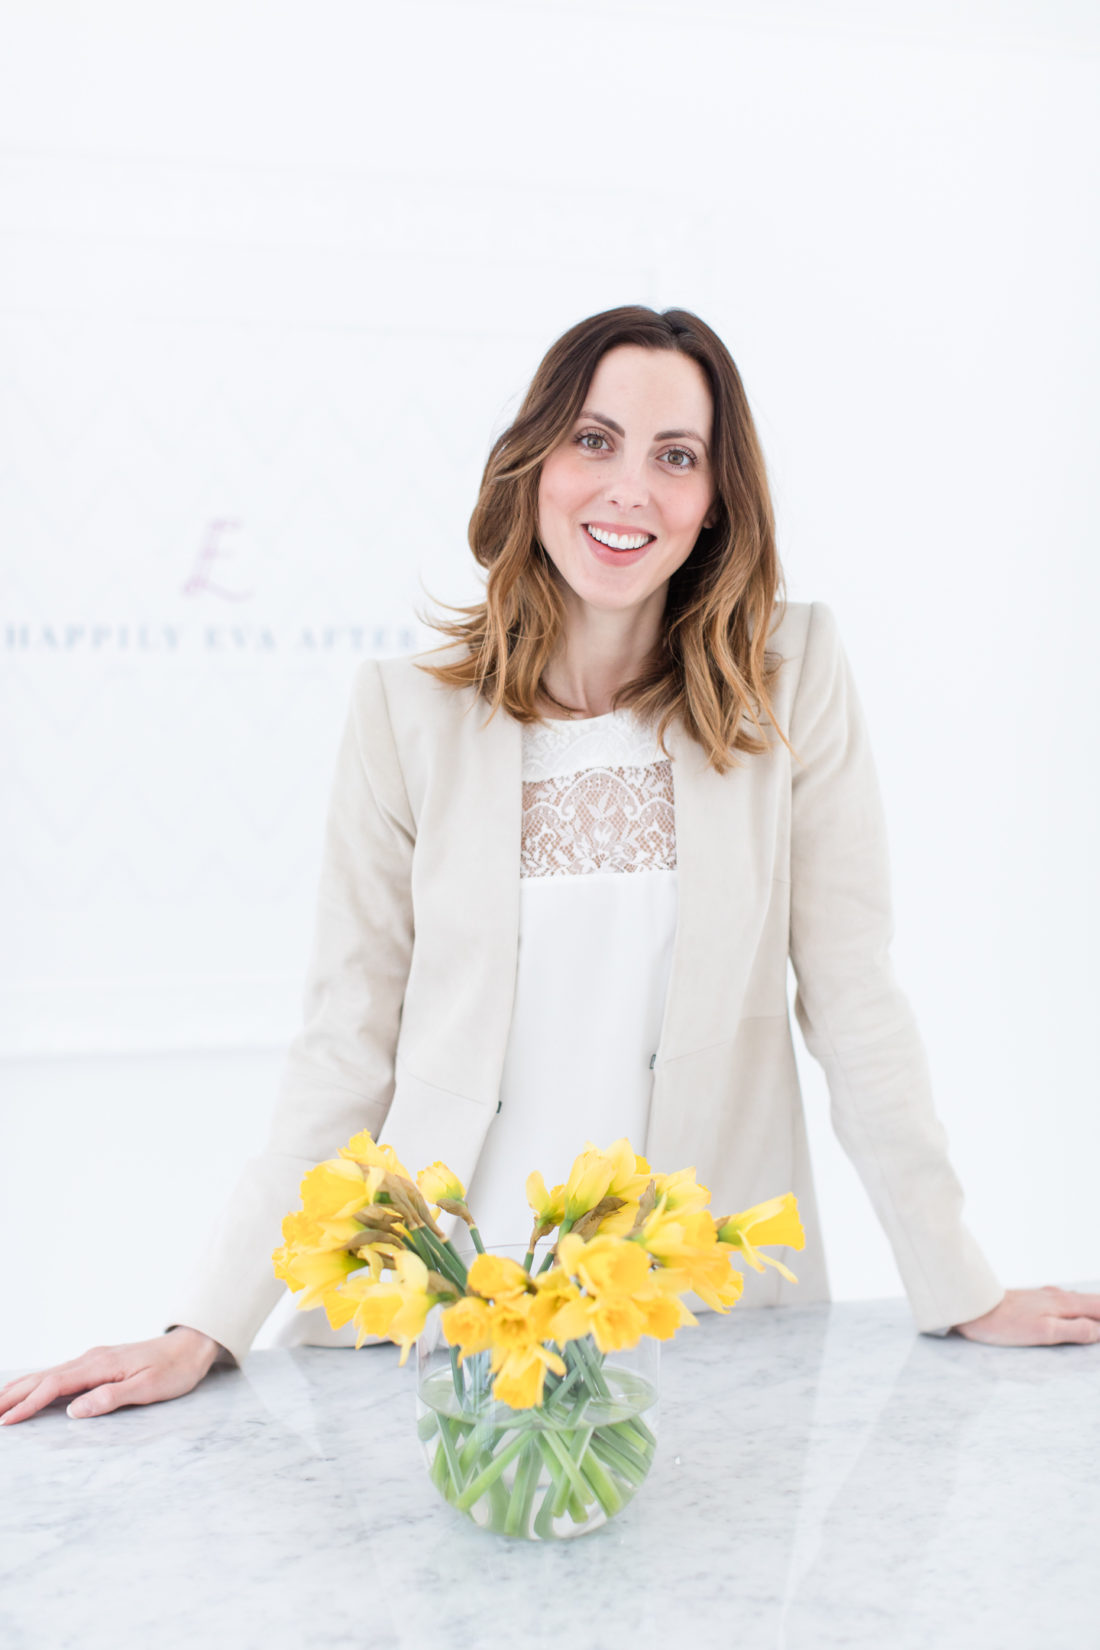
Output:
[415,304,793,776]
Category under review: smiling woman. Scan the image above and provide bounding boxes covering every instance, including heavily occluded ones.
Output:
[535,347,719,684]
[421,306,784,766]
[2,303,1097,1430]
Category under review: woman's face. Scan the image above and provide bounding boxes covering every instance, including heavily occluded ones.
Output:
[536,344,717,619]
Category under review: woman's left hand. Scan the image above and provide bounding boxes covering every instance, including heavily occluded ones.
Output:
[954,1285,1100,1346]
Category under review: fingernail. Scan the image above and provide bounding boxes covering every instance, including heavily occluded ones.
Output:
[67,1404,83,1418]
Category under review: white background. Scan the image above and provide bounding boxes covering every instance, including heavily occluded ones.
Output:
[2,0,1097,1367]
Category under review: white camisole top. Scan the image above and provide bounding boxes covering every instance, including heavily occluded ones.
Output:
[464,706,679,1250]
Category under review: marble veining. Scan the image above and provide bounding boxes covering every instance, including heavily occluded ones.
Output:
[3,1289,1099,1650]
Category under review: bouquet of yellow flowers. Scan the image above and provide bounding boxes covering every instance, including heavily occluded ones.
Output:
[273,1131,803,1540]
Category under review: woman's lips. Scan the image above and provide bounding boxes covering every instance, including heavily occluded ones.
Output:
[581,524,655,567]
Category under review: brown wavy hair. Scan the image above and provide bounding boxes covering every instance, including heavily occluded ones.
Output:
[415,304,793,775]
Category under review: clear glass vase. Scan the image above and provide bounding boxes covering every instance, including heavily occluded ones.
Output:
[414,1254,660,1541]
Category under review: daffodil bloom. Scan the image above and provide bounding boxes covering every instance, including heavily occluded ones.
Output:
[638,1207,745,1310]
[417,1161,466,1205]
[717,1193,804,1281]
[529,1267,581,1337]
[484,1297,567,1408]
[525,1171,566,1239]
[350,1239,404,1279]
[492,1344,564,1409]
[272,1243,363,1309]
[467,1252,532,1302]
[562,1148,616,1223]
[298,1159,369,1223]
[440,1295,494,1362]
[634,1277,699,1340]
[557,1232,651,1297]
[550,1233,688,1351]
[327,1250,451,1359]
[603,1138,654,1204]
[651,1166,711,1214]
[338,1129,413,1184]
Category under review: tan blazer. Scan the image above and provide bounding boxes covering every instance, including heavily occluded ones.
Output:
[168,599,1004,1366]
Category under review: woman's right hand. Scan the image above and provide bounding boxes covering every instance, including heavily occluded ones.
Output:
[0,1327,225,1426]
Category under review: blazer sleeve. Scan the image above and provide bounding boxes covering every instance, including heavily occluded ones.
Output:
[164,658,416,1367]
[787,600,1004,1334]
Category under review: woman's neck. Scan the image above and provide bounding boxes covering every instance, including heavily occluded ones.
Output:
[538,588,664,718]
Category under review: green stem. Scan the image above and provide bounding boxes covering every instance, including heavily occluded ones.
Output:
[454,1427,531,1513]
[434,1412,467,1497]
[416,1227,468,1290]
[576,1442,623,1517]
[541,1427,595,1509]
[503,1437,541,1538]
[573,1335,611,1398]
[467,1224,486,1255]
[589,1428,651,1487]
[533,1473,560,1539]
[613,1411,658,1452]
[537,1215,573,1274]
[544,1361,585,1416]
[537,1432,579,1520]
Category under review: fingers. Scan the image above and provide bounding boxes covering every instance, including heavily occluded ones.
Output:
[1041,1315,1100,1346]
[1,1359,116,1425]
[67,1373,156,1419]
[0,1346,130,1426]
[1049,1289,1100,1319]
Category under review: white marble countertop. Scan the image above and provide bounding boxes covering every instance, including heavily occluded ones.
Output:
[4,1290,1099,1650]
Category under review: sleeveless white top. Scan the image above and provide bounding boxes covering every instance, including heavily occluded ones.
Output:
[464,706,679,1250]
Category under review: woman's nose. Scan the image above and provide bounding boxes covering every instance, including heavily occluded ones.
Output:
[606,456,650,510]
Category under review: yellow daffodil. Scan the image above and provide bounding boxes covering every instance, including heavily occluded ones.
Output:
[562,1147,616,1223]
[637,1207,744,1311]
[467,1252,532,1302]
[417,1161,465,1205]
[604,1138,654,1203]
[350,1238,404,1279]
[525,1171,566,1240]
[652,1166,711,1214]
[529,1266,581,1331]
[298,1159,369,1223]
[272,1243,362,1309]
[634,1277,699,1340]
[440,1295,494,1362]
[717,1193,804,1281]
[484,1297,567,1408]
[550,1232,688,1352]
[327,1250,451,1359]
[558,1231,651,1297]
[338,1129,413,1184]
[492,1344,564,1409]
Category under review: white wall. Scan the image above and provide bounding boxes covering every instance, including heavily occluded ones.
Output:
[3,0,1098,1367]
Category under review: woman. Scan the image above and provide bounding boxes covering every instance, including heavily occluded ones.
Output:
[4,305,1097,1427]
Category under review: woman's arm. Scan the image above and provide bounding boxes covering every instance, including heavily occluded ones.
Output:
[786,600,1005,1334]
[162,656,417,1367]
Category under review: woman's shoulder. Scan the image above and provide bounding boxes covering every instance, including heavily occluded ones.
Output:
[762,598,827,663]
[351,639,480,719]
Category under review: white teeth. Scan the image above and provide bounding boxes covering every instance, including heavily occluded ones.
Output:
[586,526,652,551]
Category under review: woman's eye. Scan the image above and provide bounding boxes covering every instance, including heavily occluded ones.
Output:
[573,431,697,468]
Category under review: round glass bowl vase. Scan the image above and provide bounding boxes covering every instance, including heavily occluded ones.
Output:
[416,1307,659,1540]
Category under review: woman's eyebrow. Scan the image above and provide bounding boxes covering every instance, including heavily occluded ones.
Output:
[577,408,708,450]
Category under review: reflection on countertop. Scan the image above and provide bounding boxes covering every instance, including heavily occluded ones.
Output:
[3,1287,1098,1650]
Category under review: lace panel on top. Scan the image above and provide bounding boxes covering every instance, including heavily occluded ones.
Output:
[522,760,676,878]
